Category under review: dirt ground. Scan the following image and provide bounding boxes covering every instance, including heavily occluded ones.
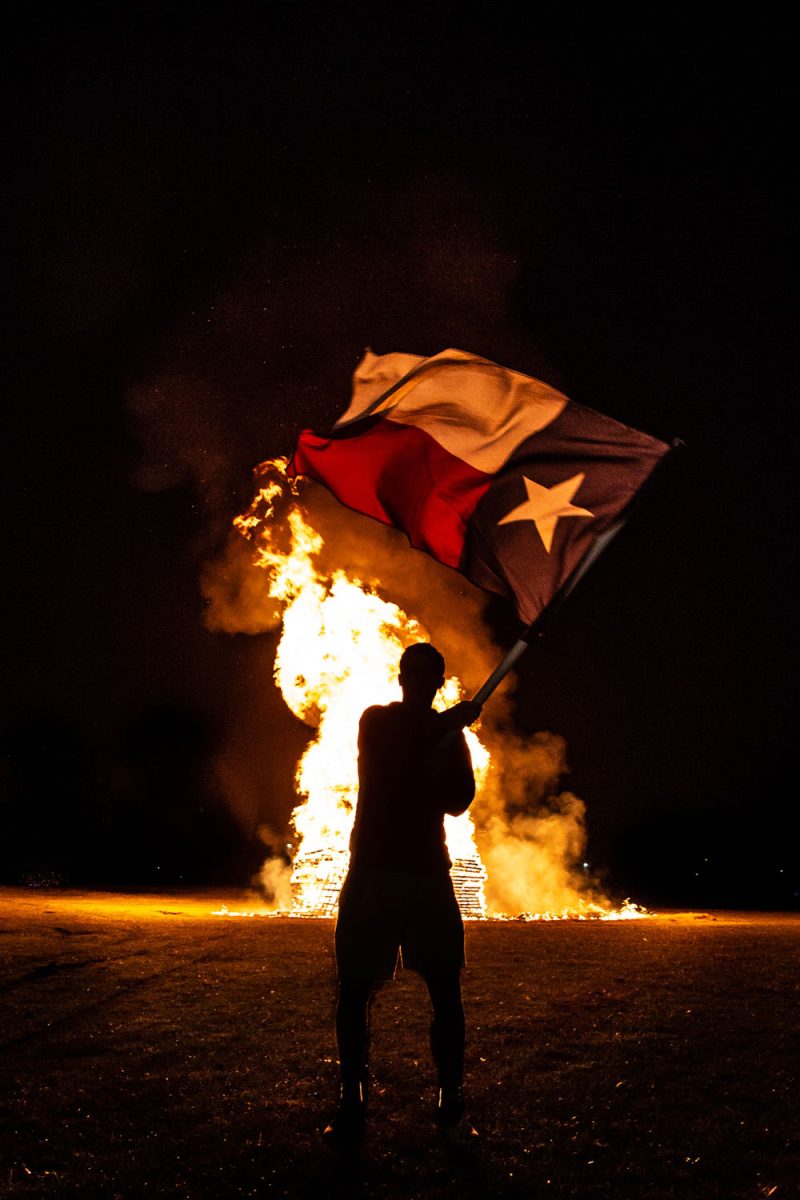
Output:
[0,890,797,1200]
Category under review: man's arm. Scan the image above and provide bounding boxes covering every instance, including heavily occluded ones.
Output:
[425,705,480,814]
[436,700,482,732]
[356,705,383,785]
[440,731,475,815]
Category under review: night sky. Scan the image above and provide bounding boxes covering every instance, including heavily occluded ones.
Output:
[3,13,795,905]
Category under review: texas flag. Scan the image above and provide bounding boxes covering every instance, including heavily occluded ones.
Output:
[288,348,670,624]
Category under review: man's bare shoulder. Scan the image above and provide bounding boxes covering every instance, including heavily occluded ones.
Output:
[359,702,402,727]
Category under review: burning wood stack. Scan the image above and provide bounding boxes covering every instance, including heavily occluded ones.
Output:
[289,846,488,919]
[450,853,488,918]
[290,847,349,917]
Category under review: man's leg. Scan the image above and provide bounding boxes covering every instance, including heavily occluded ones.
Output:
[423,969,478,1138]
[335,975,373,1101]
[423,969,465,1093]
[324,975,373,1143]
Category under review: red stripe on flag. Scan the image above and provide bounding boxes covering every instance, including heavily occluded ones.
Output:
[290,420,492,569]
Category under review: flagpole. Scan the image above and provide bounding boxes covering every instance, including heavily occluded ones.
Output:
[471,639,530,707]
[470,518,627,707]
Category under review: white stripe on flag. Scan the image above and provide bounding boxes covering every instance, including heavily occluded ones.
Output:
[336,349,569,475]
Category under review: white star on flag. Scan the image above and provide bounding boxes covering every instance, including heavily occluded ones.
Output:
[498,472,595,553]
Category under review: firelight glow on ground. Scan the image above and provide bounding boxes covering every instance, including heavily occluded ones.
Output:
[1,888,797,1200]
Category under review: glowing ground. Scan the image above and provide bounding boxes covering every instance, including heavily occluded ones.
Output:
[1,890,797,1199]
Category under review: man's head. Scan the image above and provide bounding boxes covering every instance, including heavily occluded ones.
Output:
[398,642,445,708]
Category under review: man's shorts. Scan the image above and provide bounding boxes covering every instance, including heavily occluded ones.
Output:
[335,865,465,982]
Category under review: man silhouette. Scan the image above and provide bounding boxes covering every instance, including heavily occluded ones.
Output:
[324,642,481,1144]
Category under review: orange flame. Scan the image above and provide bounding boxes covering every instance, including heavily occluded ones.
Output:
[235,459,489,916]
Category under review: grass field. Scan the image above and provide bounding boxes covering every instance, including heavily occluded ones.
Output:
[0,890,797,1199]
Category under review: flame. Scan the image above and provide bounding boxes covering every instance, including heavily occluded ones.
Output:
[234,459,489,917]
[224,457,647,922]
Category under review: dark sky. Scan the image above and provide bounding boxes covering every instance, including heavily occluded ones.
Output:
[3,13,795,901]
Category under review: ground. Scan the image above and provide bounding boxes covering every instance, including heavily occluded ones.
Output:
[0,891,797,1199]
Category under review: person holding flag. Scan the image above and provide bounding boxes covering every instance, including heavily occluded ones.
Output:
[288,347,672,1145]
[324,641,481,1145]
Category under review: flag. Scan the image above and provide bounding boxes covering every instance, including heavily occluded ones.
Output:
[289,348,670,625]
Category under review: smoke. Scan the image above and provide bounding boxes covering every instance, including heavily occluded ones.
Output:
[202,533,285,636]
[258,853,293,910]
[255,826,294,911]
[473,727,602,915]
